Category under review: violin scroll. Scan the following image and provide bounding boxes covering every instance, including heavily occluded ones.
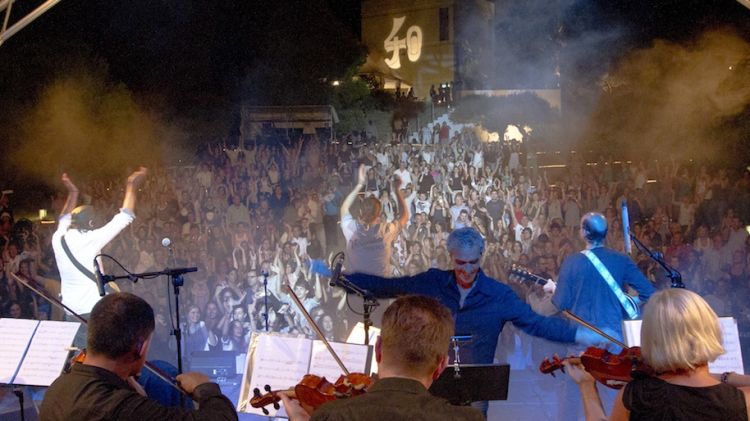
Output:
[251,385,282,415]
[539,354,579,377]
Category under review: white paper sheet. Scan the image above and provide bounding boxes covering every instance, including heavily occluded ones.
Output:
[14,320,81,386]
[238,333,311,417]
[0,319,39,384]
[346,322,380,375]
[237,332,374,417]
[309,340,372,381]
[623,317,744,374]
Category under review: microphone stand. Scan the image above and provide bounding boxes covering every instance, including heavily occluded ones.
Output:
[99,264,198,408]
[163,246,184,403]
[261,270,269,332]
[628,232,685,289]
[168,271,185,407]
[12,387,24,421]
[330,274,379,346]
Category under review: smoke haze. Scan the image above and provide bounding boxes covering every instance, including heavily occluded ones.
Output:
[579,29,750,161]
[7,70,189,184]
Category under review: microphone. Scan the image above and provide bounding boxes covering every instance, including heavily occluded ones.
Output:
[162,237,175,267]
[621,199,631,255]
[93,258,107,297]
[329,254,344,287]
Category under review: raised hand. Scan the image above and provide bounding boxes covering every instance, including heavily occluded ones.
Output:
[61,173,78,192]
[127,167,148,187]
[357,164,366,185]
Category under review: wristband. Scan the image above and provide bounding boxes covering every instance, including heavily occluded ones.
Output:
[721,371,734,384]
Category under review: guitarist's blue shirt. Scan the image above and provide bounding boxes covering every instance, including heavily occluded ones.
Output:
[552,246,655,344]
[347,268,577,364]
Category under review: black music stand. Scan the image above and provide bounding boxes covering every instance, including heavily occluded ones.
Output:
[428,364,510,405]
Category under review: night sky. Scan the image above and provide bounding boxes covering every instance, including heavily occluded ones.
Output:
[0,0,747,214]
[0,0,748,176]
[3,0,746,110]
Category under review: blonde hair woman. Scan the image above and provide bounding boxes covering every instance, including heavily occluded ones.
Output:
[566,288,750,420]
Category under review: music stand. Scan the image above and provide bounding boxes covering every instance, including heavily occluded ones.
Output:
[429,364,510,405]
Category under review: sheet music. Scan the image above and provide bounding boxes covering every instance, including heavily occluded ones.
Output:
[710,318,744,374]
[309,340,372,381]
[238,333,311,417]
[346,322,380,374]
[14,321,80,386]
[622,319,642,347]
[0,319,39,384]
[623,317,744,374]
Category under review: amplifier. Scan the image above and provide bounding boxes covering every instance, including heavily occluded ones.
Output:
[189,351,237,379]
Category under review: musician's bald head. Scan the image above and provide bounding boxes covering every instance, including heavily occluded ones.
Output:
[580,212,608,246]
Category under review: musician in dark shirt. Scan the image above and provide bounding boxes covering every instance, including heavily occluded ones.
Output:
[39,292,237,421]
[280,295,484,421]
[566,288,750,421]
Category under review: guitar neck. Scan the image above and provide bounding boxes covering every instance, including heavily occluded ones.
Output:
[509,266,552,287]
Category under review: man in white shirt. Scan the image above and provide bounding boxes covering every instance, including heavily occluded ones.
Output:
[393,162,412,187]
[52,168,148,317]
[226,194,251,226]
[449,195,470,229]
[726,215,748,255]
[375,149,391,169]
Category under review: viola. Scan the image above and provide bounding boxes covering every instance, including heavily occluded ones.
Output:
[540,346,654,389]
[249,372,372,415]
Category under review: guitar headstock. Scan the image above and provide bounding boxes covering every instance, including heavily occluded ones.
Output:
[509,264,549,287]
[250,385,281,415]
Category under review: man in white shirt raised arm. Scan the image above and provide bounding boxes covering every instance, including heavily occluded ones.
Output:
[52,167,148,319]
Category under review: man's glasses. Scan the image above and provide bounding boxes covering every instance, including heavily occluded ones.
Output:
[454,258,479,265]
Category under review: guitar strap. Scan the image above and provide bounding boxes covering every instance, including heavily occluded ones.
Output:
[581,250,639,319]
[60,235,99,286]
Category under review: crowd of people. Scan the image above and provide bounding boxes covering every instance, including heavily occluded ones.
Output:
[1,124,749,373]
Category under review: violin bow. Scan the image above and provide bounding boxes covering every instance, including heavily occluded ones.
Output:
[562,310,629,350]
[283,284,350,376]
[8,271,191,399]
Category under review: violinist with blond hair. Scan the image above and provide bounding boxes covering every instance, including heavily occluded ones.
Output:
[566,288,750,420]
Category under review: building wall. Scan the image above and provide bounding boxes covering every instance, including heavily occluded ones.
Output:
[361,0,456,98]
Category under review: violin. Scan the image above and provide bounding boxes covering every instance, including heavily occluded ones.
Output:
[244,284,373,416]
[540,346,653,389]
[249,373,373,415]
